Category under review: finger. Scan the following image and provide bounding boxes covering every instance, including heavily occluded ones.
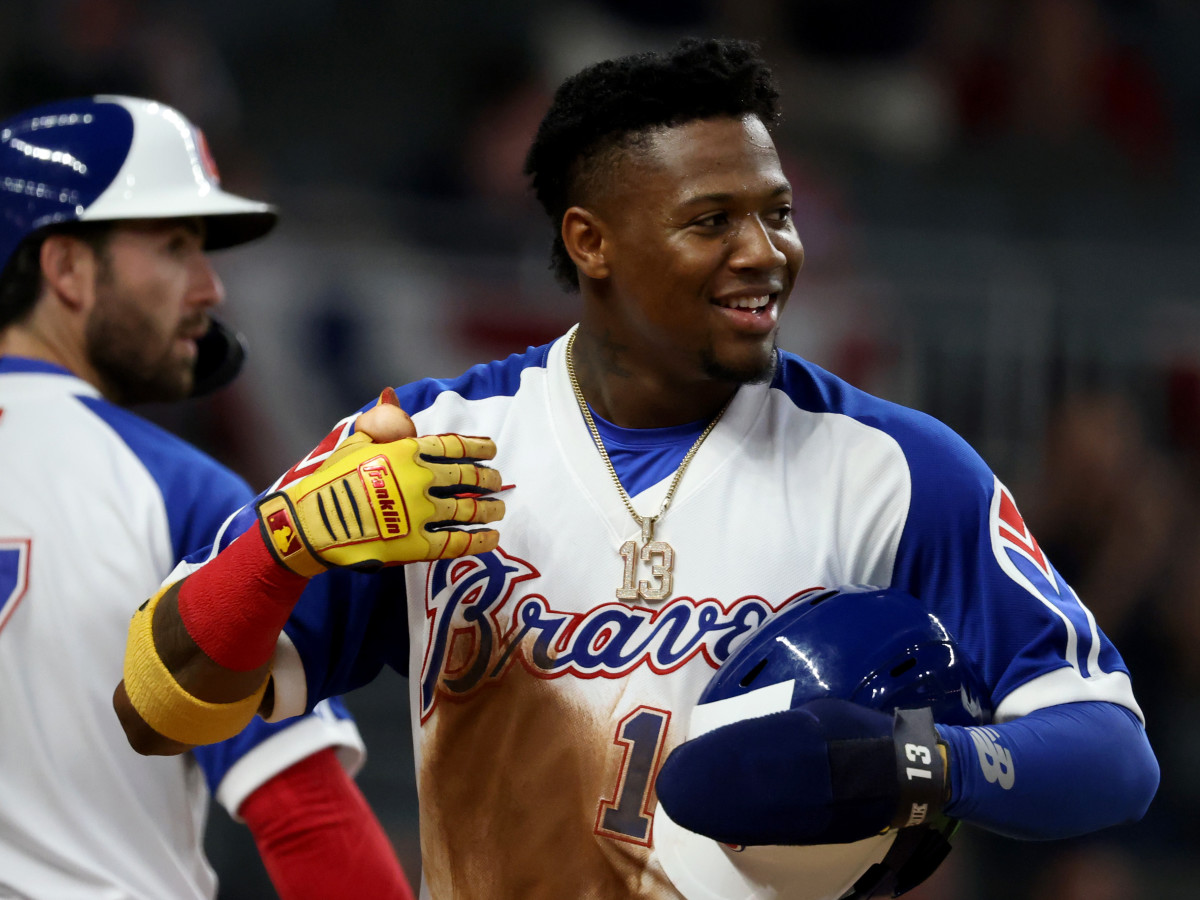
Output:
[437,528,501,558]
[424,462,503,493]
[415,434,497,461]
[337,431,373,452]
[449,496,505,525]
[354,390,416,443]
[426,493,503,525]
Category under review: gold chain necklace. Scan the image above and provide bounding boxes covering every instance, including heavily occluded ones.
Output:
[566,330,731,602]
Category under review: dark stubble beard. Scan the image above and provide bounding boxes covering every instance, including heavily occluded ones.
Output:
[84,264,198,405]
[699,341,779,386]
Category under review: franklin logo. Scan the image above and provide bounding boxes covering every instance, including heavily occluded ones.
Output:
[265,508,301,557]
[359,456,410,537]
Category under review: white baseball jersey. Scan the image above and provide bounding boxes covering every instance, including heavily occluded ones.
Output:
[180,327,1142,900]
[0,357,365,900]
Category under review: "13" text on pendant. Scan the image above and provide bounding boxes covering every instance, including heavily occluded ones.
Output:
[617,537,674,601]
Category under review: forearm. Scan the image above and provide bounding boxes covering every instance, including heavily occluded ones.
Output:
[116,527,306,755]
[116,407,502,754]
[939,700,1159,839]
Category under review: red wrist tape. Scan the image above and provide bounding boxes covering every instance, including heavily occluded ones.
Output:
[176,527,308,672]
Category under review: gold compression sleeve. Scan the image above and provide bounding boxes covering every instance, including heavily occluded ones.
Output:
[122,586,268,746]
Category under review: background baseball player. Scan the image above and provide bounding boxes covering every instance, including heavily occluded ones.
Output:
[113,41,1159,899]
[0,95,414,899]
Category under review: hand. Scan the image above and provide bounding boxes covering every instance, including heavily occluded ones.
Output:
[353,387,417,442]
[655,699,946,846]
[256,388,505,576]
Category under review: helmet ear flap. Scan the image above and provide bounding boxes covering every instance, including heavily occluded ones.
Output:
[847,821,956,898]
[190,318,246,397]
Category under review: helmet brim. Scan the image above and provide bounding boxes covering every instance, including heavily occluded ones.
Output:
[81,184,279,251]
[203,208,278,251]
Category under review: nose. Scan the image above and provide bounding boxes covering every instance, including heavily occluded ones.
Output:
[729,214,789,272]
[190,254,225,309]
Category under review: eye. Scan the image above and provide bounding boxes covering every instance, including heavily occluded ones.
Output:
[767,205,793,224]
[166,230,201,255]
[692,211,729,229]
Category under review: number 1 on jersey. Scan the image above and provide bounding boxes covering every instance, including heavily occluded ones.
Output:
[596,706,671,845]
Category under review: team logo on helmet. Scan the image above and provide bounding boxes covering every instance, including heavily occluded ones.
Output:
[193,126,221,184]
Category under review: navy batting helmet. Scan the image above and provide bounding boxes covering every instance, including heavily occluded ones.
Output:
[655,585,991,900]
[0,95,277,395]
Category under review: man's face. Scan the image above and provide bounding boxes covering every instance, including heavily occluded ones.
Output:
[85,218,224,404]
[589,114,804,386]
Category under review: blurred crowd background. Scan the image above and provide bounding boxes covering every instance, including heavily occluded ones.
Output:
[3,0,1198,897]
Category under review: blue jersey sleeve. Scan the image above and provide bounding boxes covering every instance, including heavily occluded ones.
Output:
[192,696,356,795]
[284,565,410,712]
[80,396,253,558]
[939,701,1159,839]
[878,408,1138,719]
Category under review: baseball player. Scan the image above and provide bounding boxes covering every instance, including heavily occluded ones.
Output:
[0,96,413,899]
[115,40,1158,899]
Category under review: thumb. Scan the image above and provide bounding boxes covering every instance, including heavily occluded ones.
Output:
[353,387,416,443]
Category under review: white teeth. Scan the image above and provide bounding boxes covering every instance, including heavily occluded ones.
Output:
[720,295,769,310]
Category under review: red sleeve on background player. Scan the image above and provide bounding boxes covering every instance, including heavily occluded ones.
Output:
[239,748,416,900]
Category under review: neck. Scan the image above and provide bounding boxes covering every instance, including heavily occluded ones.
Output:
[0,319,102,392]
[567,328,739,429]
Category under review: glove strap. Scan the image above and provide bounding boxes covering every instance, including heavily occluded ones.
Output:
[890,707,947,829]
[256,492,328,578]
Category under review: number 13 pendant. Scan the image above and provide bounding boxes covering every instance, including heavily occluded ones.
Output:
[616,516,674,602]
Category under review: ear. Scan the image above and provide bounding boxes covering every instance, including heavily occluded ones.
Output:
[39,233,98,312]
[561,206,610,281]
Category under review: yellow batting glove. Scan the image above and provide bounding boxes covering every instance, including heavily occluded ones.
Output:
[256,431,504,577]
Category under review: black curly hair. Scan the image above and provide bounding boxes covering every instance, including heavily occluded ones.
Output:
[524,37,781,290]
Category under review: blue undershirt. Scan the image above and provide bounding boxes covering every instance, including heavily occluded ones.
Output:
[588,405,705,497]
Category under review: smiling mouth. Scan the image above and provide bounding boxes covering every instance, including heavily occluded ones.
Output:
[715,293,775,312]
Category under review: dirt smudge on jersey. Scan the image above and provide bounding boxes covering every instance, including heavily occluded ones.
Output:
[417,664,684,899]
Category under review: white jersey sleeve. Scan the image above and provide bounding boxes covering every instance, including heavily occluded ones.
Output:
[0,358,364,899]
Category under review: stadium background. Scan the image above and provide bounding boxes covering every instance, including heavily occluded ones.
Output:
[3,1,1198,897]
